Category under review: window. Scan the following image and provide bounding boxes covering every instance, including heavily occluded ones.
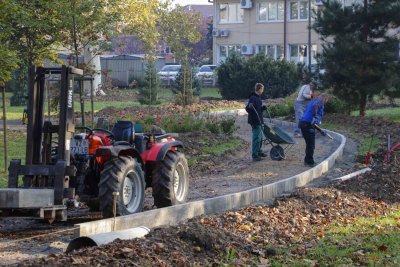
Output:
[342,0,363,7]
[218,3,243,24]
[219,45,241,62]
[257,44,284,60]
[289,44,317,64]
[258,1,284,22]
[289,0,311,20]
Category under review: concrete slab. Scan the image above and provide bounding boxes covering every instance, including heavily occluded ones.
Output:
[74,120,346,237]
[0,189,54,208]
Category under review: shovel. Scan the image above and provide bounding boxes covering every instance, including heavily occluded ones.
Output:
[314,124,334,140]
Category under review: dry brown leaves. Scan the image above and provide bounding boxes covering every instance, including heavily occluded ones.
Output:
[18,111,400,266]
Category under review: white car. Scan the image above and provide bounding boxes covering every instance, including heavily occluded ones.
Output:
[195,65,217,86]
[157,65,181,86]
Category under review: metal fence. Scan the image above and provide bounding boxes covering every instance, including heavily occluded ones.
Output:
[101,55,165,87]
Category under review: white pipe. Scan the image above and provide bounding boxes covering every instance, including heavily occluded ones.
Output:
[333,167,371,182]
[67,226,150,253]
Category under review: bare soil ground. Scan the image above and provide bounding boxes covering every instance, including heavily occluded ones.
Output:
[1,103,399,266]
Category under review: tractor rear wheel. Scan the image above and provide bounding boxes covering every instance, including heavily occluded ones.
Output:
[98,156,145,218]
[152,151,189,208]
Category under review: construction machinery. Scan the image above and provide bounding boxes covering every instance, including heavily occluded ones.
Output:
[0,66,189,222]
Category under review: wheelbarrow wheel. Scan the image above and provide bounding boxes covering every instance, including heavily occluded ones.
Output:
[270,145,285,161]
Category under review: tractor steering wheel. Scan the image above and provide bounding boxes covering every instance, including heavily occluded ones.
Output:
[75,126,93,136]
[92,128,115,141]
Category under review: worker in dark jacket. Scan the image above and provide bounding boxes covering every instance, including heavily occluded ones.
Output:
[299,94,329,167]
[247,83,267,161]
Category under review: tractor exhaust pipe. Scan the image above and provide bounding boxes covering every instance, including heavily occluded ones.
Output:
[66,226,150,253]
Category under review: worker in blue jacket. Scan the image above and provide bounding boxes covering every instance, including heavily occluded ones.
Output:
[299,94,329,167]
[247,83,267,161]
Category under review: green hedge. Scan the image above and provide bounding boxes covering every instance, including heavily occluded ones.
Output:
[217,53,301,100]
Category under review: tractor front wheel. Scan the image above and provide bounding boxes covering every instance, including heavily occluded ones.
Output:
[98,156,145,218]
[152,151,189,208]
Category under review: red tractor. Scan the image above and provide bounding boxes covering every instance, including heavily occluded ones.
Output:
[0,66,189,221]
[72,123,189,218]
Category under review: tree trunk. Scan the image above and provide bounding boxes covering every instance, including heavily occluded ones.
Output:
[359,92,367,117]
[84,45,102,95]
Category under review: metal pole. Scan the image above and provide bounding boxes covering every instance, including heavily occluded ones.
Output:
[308,0,312,73]
[284,0,287,59]
[80,80,85,127]
[90,79,94,128]
[1,86,7,172]
[46,74,51,120]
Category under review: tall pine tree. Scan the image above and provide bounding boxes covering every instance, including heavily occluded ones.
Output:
[138,62,160,105]
[172,62,199,106]
[313,0,400,116]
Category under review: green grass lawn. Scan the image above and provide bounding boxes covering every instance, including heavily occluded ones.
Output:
[285,210,400,266]
[200,87,222,99]
[0,131,26,187]
[352,107,400,123]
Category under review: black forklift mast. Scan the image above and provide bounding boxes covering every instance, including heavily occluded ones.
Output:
[8,65,83,206]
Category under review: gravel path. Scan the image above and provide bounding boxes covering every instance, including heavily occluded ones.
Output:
[187,115,342,201]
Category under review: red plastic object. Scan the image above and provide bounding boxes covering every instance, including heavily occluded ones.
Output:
[384,143,400,161]
[364,151,373,165]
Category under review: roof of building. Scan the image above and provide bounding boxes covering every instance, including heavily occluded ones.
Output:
[182,5,213,19]
[100,54,165,60]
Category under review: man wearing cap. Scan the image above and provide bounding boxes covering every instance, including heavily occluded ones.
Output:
[294,82,315,137]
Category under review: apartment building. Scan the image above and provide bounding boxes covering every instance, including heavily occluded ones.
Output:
[211,0,363,65]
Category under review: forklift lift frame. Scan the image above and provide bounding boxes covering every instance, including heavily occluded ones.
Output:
[0,65,83,221]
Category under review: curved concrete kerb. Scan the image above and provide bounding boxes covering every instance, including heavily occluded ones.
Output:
[74,110,346,237]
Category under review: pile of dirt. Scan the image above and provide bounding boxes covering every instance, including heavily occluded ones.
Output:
[336,159,400,204]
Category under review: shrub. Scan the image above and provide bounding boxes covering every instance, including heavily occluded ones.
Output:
[205,121,220,134]
[217,53,301,100]
[325,97,353,114]
[219,117,236,135]
[129,76,145,88]
[159,114,204,133]
[267,101,294,118]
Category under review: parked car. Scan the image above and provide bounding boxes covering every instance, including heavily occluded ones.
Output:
[310,63,326,75]
[195,65,217,86]
[157,65,181,86]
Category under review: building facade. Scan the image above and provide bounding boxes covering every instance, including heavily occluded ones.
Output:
[212,0,322,65]
[211,0,363,65]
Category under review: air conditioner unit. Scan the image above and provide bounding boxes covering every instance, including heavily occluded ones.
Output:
[241,44,254,55]
[240,0,252,9]
[212,29,220,37]
[220,29,229,37]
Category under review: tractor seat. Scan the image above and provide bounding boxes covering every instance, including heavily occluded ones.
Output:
[111,120,135,145]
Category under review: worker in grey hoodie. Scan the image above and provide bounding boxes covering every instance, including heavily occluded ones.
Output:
[293,82,315,137]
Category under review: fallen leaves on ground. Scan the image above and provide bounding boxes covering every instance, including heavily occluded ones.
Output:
[20,158,400,266]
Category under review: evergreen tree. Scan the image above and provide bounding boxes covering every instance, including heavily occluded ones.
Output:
[217,52,300,100]
[313,0,400,116]
[172,63,199,106]
[138,62,160,105]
